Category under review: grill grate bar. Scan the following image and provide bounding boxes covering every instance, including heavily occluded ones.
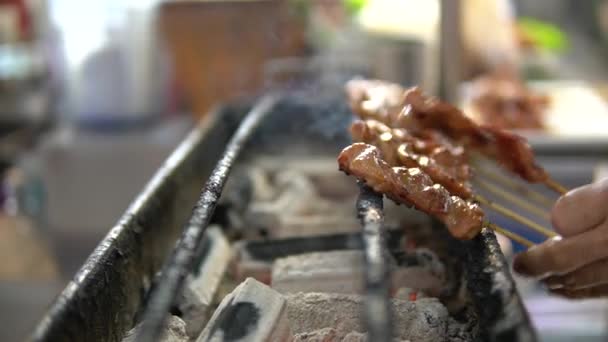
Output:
[356,183,393,342]
[135,95,279,342]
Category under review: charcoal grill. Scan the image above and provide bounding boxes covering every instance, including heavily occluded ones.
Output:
[31,89,537,342]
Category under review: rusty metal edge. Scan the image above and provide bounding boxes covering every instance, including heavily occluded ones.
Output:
[357,184,393,342]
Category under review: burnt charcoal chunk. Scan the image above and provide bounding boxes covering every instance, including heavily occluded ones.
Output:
[198,278,292,341]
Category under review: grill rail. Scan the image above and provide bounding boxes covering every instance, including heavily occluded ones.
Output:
[357,184,393,341]
[31,94,538,342]
[465,229,537,341]
[31,105,240,342]
[136,96,278,341]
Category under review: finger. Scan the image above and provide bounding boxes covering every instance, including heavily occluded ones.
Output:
[550,283,608,300]
[513,224,608,278]
[551,178,608,237]
[543,257,608,290]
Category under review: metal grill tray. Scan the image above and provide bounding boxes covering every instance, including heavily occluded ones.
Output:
[32,91,537,342]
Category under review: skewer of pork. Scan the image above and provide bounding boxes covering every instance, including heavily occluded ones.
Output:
[345,80,567,194]
[338,143,484,240]
[338,143,537,246]
[351,119,552,224]
[350,120,472,198]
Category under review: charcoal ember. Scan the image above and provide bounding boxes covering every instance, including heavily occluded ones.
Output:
[285,292,451,341]
[197,278,292,342]
[272,250,444,296]
[177,227,232,339]
[122,316,187,342]
[393,287,427,301]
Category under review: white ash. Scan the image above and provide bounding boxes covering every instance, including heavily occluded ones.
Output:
[272,250,445,296]
[272,250,363,294]
[293,327,340,342]
[197,278,292,342]
[342,331,368,342]
[286,292,474,341]
[285,292,449,341]
[177,227,232,339]
[226,160,430,239]
[293,328,370,342]
[122,315,187,342]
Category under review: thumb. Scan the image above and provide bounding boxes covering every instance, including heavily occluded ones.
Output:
[551,179,608,237]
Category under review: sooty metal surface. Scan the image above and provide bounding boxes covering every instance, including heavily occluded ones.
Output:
[136,95,279,342]
[465,228,537,342]
[31,106,242,342]
[241,229,407,262]
[31,89,537,342]
[357,183,393,342]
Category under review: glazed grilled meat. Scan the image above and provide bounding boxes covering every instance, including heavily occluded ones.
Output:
[470,72,549,130]
[345,80,548,183]
[349,120,473,199]
[337,143,484,240]
[345,79,404,122]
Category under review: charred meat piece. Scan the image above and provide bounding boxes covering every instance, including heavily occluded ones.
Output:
[345,80,548,183]
[349,120,473,199]
[345,79,405,122]
[470,72,549,130]
[337,143,484,240]
[475,125,548,182]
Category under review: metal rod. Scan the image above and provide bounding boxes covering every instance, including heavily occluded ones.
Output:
[439,0,463,101]
[487,223,535,248]
[357,183,393,342]
[475,178,550,221]
[475,195,557,239]
[135,95,278,342]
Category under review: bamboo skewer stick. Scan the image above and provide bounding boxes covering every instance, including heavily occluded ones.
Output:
[486,222,534,248]
[545,178,568,195]
[475,195,557,239]
[474,166,555,208]
[474,178,550,221]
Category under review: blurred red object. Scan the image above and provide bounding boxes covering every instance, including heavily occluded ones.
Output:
[0,0,31,41]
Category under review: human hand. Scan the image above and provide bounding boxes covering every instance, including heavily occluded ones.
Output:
[513,179,608,299]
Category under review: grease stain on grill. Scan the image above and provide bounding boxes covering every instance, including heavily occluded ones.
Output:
[207,298,260,341]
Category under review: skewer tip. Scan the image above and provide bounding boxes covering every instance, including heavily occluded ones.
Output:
[545,178,568,195]
[486,222,535,248]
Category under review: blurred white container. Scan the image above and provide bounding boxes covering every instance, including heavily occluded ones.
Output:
[49,0,169,127]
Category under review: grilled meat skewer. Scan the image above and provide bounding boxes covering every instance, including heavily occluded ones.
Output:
[338,143,484,240]
[350,120,473,199]
[346,80,548,183]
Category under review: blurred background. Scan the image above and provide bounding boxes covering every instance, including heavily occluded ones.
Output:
[2,0,608,341]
